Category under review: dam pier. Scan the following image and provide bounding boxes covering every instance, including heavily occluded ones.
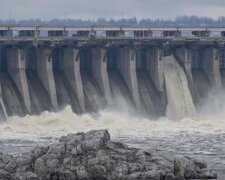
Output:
[0,25,225,119]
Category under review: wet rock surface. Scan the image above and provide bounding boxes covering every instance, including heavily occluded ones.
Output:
[0,129,217,180]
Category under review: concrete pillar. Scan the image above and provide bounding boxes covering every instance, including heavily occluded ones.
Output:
[7,48,31,113]
[35,30,40,38]
[202,47,222,89]
[91,48,112,104]
[0,83,7,121]
[0,49,1,69]
[146,48,164,93]
[36,49,58,109]
[62,48,85,112]
[175,47,192,80]
[117,47,141,109]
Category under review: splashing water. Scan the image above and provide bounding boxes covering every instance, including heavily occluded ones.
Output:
[0,98,224,150]
[0,56,225,177]
[164,55,196,120]
[0,99,225,177]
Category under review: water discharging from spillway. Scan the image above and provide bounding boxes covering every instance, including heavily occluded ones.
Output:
[164,55,196,120]
[1,57,225,177]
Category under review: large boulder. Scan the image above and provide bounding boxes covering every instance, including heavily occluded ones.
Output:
[0,129,217,180]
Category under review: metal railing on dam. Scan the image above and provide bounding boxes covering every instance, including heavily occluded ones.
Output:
[1,24,225,31]
[0,34,225,120]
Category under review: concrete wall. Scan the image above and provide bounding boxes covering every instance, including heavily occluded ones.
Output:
[2,44,224,117]
[106,31,125,37]
[77,31,89,37]
[48,31,66,37]
[202,47,222,89]
[18,30,35,37]
[175,47,193,80]
[62,48,85,112]
[192,31,210,37]
[91,48,112,104]
[0,30,13,37]
[146,48,164,93]
[134,31,152,37]
[36,49,58,110]
[117,47,141,109]
[7,48,31,113]
[163,31,181,37]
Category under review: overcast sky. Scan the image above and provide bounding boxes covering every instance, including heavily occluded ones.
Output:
[1,0,225,20]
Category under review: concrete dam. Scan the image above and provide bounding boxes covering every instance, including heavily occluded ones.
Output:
[2,26,225,179]
[0,25,225,120]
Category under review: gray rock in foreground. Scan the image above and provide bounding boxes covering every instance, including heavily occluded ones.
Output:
[0,129,217,180]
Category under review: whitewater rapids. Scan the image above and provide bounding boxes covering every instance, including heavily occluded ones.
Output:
[0,94,225,178]
[0,105,224,139]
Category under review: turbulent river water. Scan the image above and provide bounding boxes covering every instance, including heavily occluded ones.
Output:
[0,104,225,178]
[1,56,225,178]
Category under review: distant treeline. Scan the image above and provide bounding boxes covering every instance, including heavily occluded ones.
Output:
[1,16,225,27]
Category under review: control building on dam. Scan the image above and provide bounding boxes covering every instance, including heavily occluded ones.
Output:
[0,25,225,119]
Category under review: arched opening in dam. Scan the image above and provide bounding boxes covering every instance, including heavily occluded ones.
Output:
[136,46,164,117]
[80,47,105,112]
[0,47,27,117]
[25,48,53,114]
[191,48,212,107]
[52,48,82,113]
[107,47,135,110]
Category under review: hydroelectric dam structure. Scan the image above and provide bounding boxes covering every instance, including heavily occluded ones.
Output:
[0,25,225,120]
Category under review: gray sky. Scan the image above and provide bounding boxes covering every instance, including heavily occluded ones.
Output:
[1,0,225,20]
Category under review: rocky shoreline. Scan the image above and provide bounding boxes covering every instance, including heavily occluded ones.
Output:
[0,129,217,180]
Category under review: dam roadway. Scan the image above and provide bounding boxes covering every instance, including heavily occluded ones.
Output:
[0,25,225,119]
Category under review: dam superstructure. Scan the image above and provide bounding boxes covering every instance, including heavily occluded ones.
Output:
[0,25,225,119]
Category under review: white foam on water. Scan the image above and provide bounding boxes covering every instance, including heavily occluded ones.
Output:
[0,104,224,142]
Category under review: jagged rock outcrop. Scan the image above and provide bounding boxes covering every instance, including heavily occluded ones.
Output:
[0,129,217,180]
